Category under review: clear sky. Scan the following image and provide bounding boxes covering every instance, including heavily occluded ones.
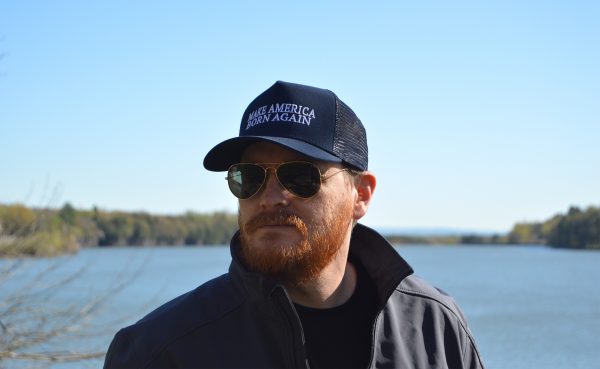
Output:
[1,1,598,232]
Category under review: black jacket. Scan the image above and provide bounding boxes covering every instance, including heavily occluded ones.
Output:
[104,224,484,369]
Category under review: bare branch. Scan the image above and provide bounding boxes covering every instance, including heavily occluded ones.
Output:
[0,252,149,367]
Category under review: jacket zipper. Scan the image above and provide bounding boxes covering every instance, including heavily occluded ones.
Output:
[274,286,310,369]
[367,269,414,368]
[367,307,383,368]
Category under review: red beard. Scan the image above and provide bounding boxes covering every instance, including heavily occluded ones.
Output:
[239,203,353,285]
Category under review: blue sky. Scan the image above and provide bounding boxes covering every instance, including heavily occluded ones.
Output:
[1,1,599,232]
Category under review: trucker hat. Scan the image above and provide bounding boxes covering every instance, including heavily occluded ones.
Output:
[203,81,368,172]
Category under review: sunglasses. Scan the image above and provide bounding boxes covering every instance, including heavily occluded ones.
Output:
[226,161,351,199]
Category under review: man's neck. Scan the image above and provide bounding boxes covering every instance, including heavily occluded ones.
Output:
[285,255,358,309]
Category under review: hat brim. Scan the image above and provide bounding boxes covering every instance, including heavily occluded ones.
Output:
[203,136,342,171]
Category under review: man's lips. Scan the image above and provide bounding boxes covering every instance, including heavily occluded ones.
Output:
[259,224,295,228]
[256,224,297,231]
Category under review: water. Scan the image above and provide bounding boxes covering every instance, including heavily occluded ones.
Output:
[1,245,599,369]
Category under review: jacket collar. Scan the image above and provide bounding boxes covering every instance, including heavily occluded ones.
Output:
[228,223,414,304]
[348,223,414,305]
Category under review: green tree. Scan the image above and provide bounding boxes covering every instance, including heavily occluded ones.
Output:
[508,222,543,244]
[58,202,77,225]
[128,213,153,245]
[547,206,600,249]
[0,204,35,236]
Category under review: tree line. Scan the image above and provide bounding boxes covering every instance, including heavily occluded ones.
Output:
[504,205,600,249]
[1,202,599,257]
[0,203,238,256]
[376,205,600,250]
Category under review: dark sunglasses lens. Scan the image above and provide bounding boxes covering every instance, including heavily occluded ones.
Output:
[277,162,321,198]
[227,164,265,199]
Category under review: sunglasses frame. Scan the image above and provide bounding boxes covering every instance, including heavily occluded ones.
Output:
[225,161,351,199]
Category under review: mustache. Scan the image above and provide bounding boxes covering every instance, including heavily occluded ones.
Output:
[242,210,308,235]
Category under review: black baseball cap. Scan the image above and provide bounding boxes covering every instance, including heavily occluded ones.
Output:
[203,81,368,172]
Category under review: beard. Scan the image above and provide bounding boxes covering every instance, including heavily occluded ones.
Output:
[238,201,354,286]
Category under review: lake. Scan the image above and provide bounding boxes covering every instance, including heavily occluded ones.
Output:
[1,244,599,369]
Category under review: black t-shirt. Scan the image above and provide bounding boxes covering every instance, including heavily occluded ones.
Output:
[294,257,380,369]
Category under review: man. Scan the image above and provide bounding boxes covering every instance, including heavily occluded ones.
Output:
[104,81,484,369]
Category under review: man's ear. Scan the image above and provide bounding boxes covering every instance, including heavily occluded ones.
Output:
[353,171,376,221]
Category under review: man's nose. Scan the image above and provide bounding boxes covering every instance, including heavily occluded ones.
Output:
[258,170,291,208]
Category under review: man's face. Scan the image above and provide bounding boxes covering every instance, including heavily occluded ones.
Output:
[237,142,357,285]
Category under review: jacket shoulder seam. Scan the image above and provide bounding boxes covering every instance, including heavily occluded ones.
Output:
[395,286,468,330]
[394,286,484,367]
